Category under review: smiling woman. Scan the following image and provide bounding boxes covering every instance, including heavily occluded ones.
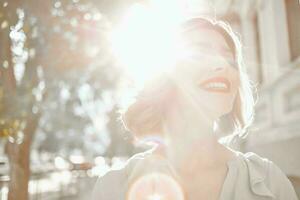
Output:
[92,5,298,200]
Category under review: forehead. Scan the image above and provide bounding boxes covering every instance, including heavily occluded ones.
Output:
[182,28,235,60]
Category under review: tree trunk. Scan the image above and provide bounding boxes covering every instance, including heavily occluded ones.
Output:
[5,114,39,200]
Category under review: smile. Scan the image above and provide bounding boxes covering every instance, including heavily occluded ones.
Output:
[198,76,231,93]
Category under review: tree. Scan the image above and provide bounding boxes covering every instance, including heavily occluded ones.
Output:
[0,1,44,199]
[0,0,133,199]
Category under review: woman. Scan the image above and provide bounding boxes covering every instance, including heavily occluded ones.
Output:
[92,16,298,200]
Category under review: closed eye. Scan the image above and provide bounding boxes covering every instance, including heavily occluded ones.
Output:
[184,43,237,69]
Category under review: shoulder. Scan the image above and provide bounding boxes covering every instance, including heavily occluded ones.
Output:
[237,152,298,200]
[91,150,152,200]
[91,167,127,200]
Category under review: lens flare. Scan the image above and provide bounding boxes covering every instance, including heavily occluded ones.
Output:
[147,194,163,200]
[127,172,185,200]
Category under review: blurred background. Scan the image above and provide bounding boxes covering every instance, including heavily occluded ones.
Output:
[0,0,299,199]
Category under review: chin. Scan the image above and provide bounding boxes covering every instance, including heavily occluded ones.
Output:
[197,88,237,118]
[207,102,234,120]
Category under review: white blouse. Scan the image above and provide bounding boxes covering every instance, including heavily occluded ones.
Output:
[92,151,298,200]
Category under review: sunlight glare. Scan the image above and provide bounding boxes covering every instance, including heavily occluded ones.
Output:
[111,0,184,88]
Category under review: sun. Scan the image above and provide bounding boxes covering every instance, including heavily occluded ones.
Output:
[110,0,185,88]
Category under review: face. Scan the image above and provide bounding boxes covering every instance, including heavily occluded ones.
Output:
[171,28,240,122]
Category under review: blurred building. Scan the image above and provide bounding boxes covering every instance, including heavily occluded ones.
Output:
[211,0,300,196]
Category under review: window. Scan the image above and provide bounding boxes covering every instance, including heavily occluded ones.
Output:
[285,0,300,61]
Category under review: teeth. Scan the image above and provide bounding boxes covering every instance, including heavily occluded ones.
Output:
[203,82,228,89]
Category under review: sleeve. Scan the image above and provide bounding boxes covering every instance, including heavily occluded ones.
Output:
[91,151,152,200]
[91,169,127,200]
[267,161,299,200]
[91,174,105,200]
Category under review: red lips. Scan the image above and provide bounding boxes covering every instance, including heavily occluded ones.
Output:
[198,76,231,93]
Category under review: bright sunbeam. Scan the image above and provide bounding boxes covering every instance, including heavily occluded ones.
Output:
[111,0,185,87]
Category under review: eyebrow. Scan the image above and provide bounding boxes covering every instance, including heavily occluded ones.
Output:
[189,41,234,55]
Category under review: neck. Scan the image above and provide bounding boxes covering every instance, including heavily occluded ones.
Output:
[161,98,227,176]
[164,132,230,178]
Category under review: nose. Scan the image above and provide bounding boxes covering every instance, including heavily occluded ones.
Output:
[213,65,226,72]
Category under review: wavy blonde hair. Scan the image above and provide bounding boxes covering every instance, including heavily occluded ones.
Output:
[118,16,256,142]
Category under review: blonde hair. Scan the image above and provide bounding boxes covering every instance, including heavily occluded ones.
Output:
[119,16,255,141]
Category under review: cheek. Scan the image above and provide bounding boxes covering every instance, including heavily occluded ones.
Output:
[191,81,239,116]
[223,71,240,111]
[232,75,240,102]
[173,71,240,117]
